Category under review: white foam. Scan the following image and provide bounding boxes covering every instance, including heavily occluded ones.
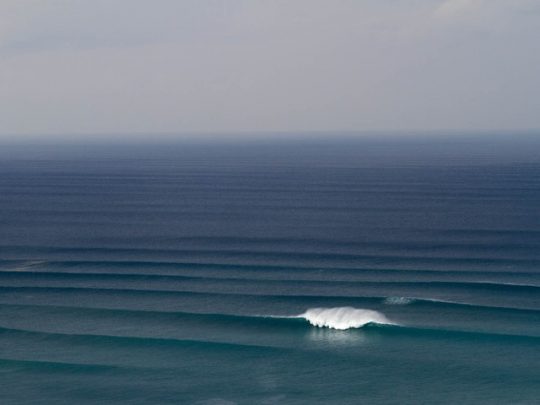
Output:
[384,296,414,305]
[298,307,393,330]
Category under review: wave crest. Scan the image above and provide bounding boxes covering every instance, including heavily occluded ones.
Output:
[298,307,393,330]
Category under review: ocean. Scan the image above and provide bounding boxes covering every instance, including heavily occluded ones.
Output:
[1,134,539,404]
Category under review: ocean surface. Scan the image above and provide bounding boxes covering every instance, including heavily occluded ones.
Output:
[1,135,539,404]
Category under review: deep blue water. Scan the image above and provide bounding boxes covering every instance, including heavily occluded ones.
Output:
[1,135,539,404]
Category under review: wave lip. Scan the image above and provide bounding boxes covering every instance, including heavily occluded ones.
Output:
[298,307,394,330]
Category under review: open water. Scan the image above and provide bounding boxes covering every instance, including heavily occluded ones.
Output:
[1,135,539,404]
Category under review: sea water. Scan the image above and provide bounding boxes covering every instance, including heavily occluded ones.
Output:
[0,134,539,404]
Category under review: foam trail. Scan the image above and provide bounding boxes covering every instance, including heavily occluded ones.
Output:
[384,296,414,305]
[298,307,394,330]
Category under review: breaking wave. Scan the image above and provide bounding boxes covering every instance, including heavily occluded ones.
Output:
[297,307,394,330]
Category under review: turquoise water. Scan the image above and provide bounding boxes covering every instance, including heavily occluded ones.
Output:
[0,136,539,404]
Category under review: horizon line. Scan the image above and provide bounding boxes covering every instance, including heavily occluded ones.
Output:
[1,128,539,144]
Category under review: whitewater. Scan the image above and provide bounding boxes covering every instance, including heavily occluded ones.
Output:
[296,307,394,330]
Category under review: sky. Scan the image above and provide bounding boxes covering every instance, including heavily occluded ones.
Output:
[0,0,539,139]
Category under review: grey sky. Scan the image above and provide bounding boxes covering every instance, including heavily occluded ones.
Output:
[1,0,539,138]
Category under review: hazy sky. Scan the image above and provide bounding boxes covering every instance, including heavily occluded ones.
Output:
[1,0,539,138]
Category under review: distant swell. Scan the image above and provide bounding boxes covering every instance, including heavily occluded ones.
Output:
[296,307,394,330]
[2,286,539,312]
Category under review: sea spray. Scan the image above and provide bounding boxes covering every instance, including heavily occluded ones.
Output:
[298,307,394,330]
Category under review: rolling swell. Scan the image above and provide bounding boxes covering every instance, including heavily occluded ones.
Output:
[2,269,540,289]
[1,310,539,345]
[2,141,540,403]
[2,270,540,292]
[1,302,539,341]
[0,325,285,352]
[4,260,540,287]
[1,273,539,313]
[1,285,539,312]
[0,357,125,372]
[2,245,539,269]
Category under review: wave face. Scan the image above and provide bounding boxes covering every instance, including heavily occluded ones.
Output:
[299,307,393,330]
[1,138,540,404]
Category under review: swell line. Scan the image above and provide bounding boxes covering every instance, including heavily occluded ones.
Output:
[1,288,539,314]
[1,271,539,293]
[1,246,539,267]
[0,357,125,372]
[0,325,287,352]
[3,259,538,277]
[1,317,539,344]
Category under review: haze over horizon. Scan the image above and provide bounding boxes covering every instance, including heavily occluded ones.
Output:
[1,0,539,139]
